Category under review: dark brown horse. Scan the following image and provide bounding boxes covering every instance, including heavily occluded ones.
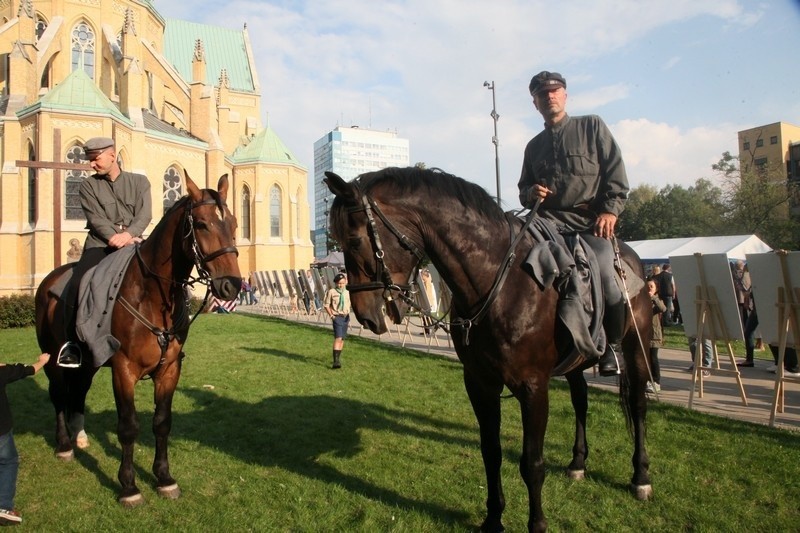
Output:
[35,173,241,506]
[325,167,654,532]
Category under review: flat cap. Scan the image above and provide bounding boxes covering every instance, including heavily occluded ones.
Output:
[529,71,567,95]
[83,137,115,153]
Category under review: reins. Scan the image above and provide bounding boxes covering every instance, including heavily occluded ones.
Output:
[352,187,544,346]
[118,195,237,363]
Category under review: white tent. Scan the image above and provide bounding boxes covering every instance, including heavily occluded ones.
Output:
[627,235,772,262]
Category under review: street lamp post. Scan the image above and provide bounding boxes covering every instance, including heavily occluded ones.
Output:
[484,80,501,205]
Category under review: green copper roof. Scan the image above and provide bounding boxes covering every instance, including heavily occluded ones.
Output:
[232,126,305,167]
[23,69,131,123]
[163,19,255,93]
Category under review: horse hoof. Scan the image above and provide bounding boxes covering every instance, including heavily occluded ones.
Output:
[119,493,145,508]
[567,468,585,480]
[74,430,90,449]
[157,483,181,500]
[631,483,653,501]
[55,449,74,461]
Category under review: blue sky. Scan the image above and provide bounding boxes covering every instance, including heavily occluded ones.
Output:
[154,0,800,210]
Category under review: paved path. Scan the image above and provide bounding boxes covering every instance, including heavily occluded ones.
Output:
[240,305,799,431]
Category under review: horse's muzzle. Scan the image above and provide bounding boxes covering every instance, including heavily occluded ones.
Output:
[212,276,242,301]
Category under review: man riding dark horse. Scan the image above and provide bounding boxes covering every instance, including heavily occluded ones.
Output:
[57,137,152,368]
[518,71,629,377]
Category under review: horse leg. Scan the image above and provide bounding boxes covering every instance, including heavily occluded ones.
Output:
[564,370,588,479]
[152,359,181,499]
[112,369,143,507]
[463,370,505,533]
[518,379,549,533]
[67,368,97,450]
[622,337,652,501]
[44,367,73,460]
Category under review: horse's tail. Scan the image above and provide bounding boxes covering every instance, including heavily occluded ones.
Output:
[618,370,635,437]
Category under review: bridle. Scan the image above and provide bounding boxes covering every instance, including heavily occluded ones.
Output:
[120,195,239,358]
[342,187,544,345]
[344,191,425,319]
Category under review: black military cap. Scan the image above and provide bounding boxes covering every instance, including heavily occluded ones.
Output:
[529,71,567,95]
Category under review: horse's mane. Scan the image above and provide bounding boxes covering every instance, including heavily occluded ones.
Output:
[146,187,225,242]
[356,167,507,223]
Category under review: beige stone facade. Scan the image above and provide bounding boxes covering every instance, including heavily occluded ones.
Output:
[0,0,312,295]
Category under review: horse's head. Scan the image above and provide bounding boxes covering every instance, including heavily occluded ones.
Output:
[324,170,424,334]
[184,172,242,300]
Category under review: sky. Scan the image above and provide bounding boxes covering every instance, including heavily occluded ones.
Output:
[153,0,800,212]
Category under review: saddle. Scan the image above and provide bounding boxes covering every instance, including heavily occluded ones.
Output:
[49,246,137,367]
[520,217,643,375]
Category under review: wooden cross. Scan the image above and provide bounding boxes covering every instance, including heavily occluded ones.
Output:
[14,129,91,268]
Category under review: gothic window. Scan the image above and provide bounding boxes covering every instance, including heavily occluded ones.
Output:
[71,21,95,79]
[65,145,89,220]
[27,144,36,225]
[35,16,47,43]
[162,166,182,212]
[270,185,281,238]
[241,185,251,240]
[295,186,302,239]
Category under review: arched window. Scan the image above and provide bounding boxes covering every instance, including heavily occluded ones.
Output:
[162,166,182,212]
[270,185,281,238]
[35,16,48,43]
[27,144,36,225]
[71,21,95,79]
[241,184,251,240]
[65,145,89,220]
[295,186,302,239]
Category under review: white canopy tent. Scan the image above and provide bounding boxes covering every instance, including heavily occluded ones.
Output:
[626,235,772,262]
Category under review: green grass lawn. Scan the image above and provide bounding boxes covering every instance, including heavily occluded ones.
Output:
[1,314,798,531]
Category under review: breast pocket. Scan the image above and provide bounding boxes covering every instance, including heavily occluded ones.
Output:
[566,153,598,177]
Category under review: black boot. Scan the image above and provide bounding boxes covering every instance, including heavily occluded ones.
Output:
[599,301,627,377]
[332,350,342,369]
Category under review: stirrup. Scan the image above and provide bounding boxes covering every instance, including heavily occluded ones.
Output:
[57,342,83,368]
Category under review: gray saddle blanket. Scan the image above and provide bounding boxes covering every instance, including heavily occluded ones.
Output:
[519,216,643,375]
[75,246,137,367]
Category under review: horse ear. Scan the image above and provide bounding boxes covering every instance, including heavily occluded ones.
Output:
[217,174,229,202]
[184,170,203,202]
[324,171,356,202]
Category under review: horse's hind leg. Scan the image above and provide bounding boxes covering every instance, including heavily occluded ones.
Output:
[463,370,505,533]
[112,369,143,507]
[152,359,181,499]
[564,370,589,479]
[622,336,652,500]
[44,368,74,460]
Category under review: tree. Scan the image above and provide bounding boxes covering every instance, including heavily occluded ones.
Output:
[713,151,799,249]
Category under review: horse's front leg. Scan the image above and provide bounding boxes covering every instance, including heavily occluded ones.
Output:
[463,369,505,533]
[112,365,142,507]
[152,355,182,499]
[518,377,550,533]
[564,370,588,479]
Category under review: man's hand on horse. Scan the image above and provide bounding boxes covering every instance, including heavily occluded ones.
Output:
[594,213,617,239]
[109,231,133,248]
[525,184,554,207]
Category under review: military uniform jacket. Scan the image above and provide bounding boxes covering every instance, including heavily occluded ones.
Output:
[80,170,152,249]
[517,114,629,232]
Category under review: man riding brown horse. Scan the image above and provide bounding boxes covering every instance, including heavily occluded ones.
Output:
[518,71,629,377]
[57,137,152,367]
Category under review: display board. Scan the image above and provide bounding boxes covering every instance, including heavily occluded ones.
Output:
[746,251,800,347]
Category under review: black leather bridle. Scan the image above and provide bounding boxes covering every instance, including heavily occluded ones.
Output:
[343,192,425,317]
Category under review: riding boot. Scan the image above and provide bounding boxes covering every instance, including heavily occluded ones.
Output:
[599,301,627,377]
[332,350,342,369]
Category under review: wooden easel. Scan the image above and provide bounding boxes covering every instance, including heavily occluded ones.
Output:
[769,251,800,427]
[688,253,748,408]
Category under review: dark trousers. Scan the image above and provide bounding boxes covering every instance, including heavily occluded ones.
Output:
[63,246,112,340]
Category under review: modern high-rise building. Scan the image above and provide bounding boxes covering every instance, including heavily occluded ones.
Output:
[312,126,410,258]
[737,122,800,217]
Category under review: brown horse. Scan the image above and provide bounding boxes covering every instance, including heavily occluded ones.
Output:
[325,167,654,532]
[35,173,241,506]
